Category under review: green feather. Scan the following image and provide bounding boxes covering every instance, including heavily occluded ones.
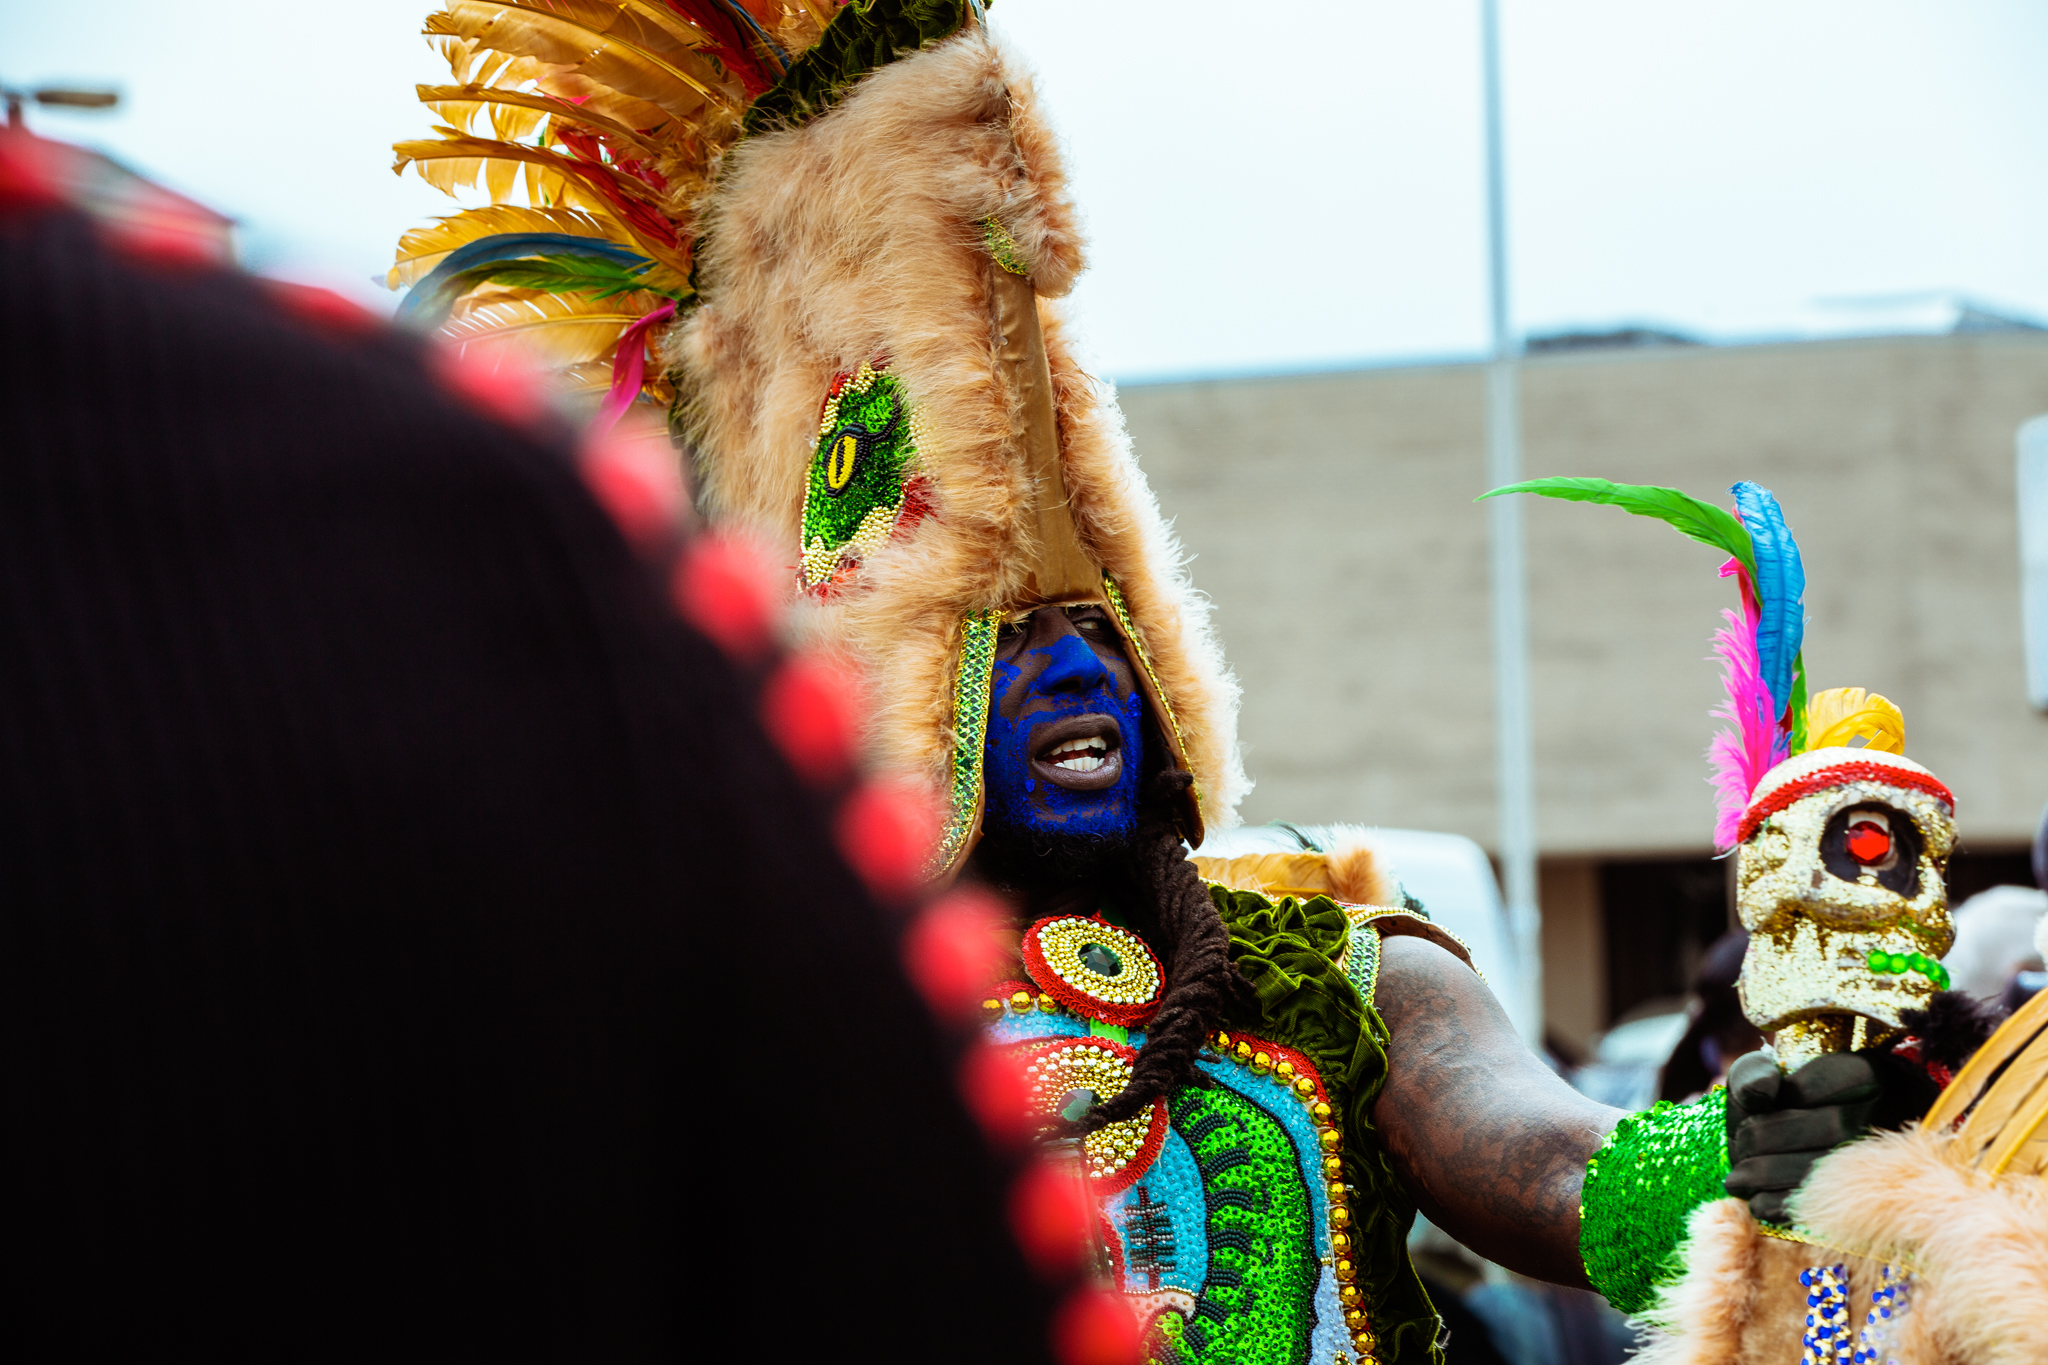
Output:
[455,254,689,303]
[1479,476,1756,577]
[1787,652,1810,753]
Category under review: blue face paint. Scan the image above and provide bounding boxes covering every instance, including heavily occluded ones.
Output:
[982,617,1146,843]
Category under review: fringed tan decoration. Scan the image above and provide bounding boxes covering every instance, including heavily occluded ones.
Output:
[1192,837,1399,911]
[1640,988,2048,1365]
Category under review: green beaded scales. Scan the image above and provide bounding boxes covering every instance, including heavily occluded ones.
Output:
[799,361,923,590]
[980,215,1030,276]
[1580,1087,1730,1317]
[929,609,1000,876]
[1163,1084,1320,1364]
[1101,575,1199,805]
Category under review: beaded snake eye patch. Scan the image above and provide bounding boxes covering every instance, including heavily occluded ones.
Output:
[1020,916,1163,1026]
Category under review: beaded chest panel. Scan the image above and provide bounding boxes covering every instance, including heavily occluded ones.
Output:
[987,1002,1372,1365]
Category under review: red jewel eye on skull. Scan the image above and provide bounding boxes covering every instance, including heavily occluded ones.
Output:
[1845,817,1893,864]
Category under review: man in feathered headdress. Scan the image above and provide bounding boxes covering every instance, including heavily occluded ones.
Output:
[389,5,1888,1359]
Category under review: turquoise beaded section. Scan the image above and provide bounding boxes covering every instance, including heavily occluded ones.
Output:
[1580,1087,1730,1317]
[1343,918,1382,1007]
[1866,948,1949,990]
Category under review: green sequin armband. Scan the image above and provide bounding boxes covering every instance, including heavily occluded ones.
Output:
[1580,1087,1730,1317]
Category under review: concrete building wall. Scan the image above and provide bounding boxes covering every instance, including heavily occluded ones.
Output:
[1121,334,2048,860]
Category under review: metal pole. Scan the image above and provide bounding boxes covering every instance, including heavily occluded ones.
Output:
[1480,0,1542,1047]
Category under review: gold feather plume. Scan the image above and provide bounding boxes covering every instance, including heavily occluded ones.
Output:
[441,287,671,366]
[387,0,893,413]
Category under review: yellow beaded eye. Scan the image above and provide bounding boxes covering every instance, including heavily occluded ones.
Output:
[826,432,859,491]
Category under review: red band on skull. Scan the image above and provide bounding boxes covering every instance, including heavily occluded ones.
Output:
[1738,762,1955,846]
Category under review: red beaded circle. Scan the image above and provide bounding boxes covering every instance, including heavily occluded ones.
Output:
[1020,915,1165,1027]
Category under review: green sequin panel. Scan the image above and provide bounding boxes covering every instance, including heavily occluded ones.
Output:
[1580,1087,1730,1317]
[799,364,919,589]
[1159,1084,1319,1365]
[928,609,1000,877]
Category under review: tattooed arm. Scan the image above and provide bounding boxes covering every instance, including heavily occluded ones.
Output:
[1369,933,1624,1287]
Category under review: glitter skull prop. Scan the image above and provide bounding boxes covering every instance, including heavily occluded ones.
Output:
[1734,747,1957,1068]
[1489,477,1959,1072]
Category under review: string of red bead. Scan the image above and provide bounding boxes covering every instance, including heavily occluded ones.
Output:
[1211,1030,1376,1362]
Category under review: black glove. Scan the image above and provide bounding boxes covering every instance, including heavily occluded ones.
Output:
[1723,1050,1879,1224]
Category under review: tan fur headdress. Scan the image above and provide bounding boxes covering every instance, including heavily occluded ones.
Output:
[387,2,1246,872]
[668,25,1246,870]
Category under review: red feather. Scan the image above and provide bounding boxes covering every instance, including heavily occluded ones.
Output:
[662,0,778,97]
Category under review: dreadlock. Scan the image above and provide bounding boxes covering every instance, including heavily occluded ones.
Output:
[1077,768,1254,1132]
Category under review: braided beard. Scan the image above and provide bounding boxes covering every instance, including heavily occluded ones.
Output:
[975,770,1256,1131]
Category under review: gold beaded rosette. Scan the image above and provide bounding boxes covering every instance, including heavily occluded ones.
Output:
[1019,917,1163,1027]
[1015,1037,1168,1194]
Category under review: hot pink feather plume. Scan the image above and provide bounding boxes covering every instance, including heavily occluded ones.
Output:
[1707,558,1784,849]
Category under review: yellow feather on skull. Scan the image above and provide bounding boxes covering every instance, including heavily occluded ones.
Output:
[1803,687,1906,754]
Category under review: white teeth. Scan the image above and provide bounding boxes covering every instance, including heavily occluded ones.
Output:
[1042,736,1111,773]
[1046,737,1108,759]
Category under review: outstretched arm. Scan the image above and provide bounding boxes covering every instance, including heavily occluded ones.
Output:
[1369,933,1623,1287]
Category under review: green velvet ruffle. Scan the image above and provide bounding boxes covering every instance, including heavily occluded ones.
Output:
[1210,884,1446,1365]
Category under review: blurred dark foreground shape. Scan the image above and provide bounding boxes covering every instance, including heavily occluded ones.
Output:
[0,133,1055,1358]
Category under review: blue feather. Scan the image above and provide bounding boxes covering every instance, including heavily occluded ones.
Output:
[1731,481,1805,725]
[397,233,651,326]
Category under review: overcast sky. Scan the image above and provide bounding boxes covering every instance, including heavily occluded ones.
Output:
[11,1,2047,380]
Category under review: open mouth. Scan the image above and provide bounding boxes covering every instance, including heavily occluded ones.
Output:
[1029,713,1125,792]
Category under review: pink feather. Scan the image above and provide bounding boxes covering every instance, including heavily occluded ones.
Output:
[1707,558,1781,850]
